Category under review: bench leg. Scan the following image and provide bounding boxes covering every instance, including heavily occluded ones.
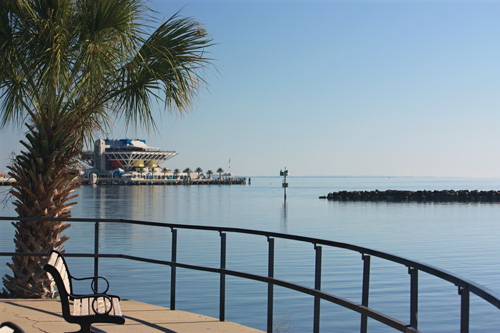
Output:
[77,323,92,333]
[67,323,98,333]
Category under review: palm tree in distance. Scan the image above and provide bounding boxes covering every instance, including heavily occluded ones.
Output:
[207,170,214,179]
[163,168,170,179]
[217,168,224,179]
[195,167,203,178]
[183,168,192,179]
[0,0,213,297]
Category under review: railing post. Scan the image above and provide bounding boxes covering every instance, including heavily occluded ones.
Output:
[171,229,177,310]
[267,237,275,333]
[314,244,322,333]
[220,232,227,321]
[94,220,99,291]
[459,287,470,333]
[361,254,371,333]
[409,267,418,329]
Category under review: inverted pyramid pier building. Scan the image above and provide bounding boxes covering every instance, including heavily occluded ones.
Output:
[82,139,177,172]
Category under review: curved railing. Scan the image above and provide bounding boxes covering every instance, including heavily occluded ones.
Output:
[1,216,499,333]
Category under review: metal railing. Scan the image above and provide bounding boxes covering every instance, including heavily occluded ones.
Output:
[1,216,500,333]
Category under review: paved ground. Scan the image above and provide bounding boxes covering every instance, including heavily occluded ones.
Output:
[0,298,264,332]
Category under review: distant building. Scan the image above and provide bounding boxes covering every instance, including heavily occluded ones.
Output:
[82,139,177,172]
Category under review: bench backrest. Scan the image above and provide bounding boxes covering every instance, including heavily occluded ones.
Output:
[44,250,74,320]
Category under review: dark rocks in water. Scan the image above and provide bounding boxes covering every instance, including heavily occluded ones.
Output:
[321,190,500,202]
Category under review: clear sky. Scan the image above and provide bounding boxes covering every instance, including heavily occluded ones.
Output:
[2,0,500,177]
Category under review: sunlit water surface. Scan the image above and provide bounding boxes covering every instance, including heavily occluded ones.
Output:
[1,176,500,332]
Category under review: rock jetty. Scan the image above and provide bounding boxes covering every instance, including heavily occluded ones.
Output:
[319,190,500,203]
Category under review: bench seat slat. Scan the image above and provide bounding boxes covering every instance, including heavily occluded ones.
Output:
[47,252,58,267]
[73,299,80,315]
[54,257,65,274]
[54,257,71,294]
[97,297,104,314]
[84,298,89,316]
[112,298,122,316]
[73,300,81,316]
[73,297,122,317]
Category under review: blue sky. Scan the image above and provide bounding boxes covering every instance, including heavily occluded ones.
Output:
[2,0,500,177]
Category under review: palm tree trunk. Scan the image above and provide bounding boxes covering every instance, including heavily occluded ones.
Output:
[2,117,81,297]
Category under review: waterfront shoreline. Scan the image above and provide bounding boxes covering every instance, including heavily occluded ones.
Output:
[1,177,247,186]
[80,177,247,186]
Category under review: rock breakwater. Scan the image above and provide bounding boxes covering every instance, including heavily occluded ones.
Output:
[320,190,500,202]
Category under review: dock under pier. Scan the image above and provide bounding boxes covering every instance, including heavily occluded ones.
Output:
[81,177,247,186]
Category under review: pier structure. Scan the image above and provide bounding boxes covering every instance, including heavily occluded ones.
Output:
[81,138,177,174]
[81,176,246,186]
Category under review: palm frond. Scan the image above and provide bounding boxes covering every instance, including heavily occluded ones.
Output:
[115,12,214,131]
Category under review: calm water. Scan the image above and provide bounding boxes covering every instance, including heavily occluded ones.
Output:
[1,176,500,332]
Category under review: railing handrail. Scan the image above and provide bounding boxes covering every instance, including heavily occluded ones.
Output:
[1,216,498,309]
[1,216,500,332]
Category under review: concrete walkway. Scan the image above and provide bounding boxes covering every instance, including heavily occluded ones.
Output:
[1,298,264,332]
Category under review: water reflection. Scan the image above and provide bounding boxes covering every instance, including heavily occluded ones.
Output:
[2,177,500,332]
[280,202,288,234]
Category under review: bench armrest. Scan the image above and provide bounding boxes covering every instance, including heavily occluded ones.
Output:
[72,276,110,294]
[71,292,121,300]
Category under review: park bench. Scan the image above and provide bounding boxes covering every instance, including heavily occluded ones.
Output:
[43,250,125,333]
[0,322,24,333]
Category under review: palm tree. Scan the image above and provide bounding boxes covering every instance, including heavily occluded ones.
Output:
[195,167,203,178]
[163,167,170,179]
[183,168,192,178]
[217,167,224,179]
[207,170,214,179]
[0,1,213,297]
